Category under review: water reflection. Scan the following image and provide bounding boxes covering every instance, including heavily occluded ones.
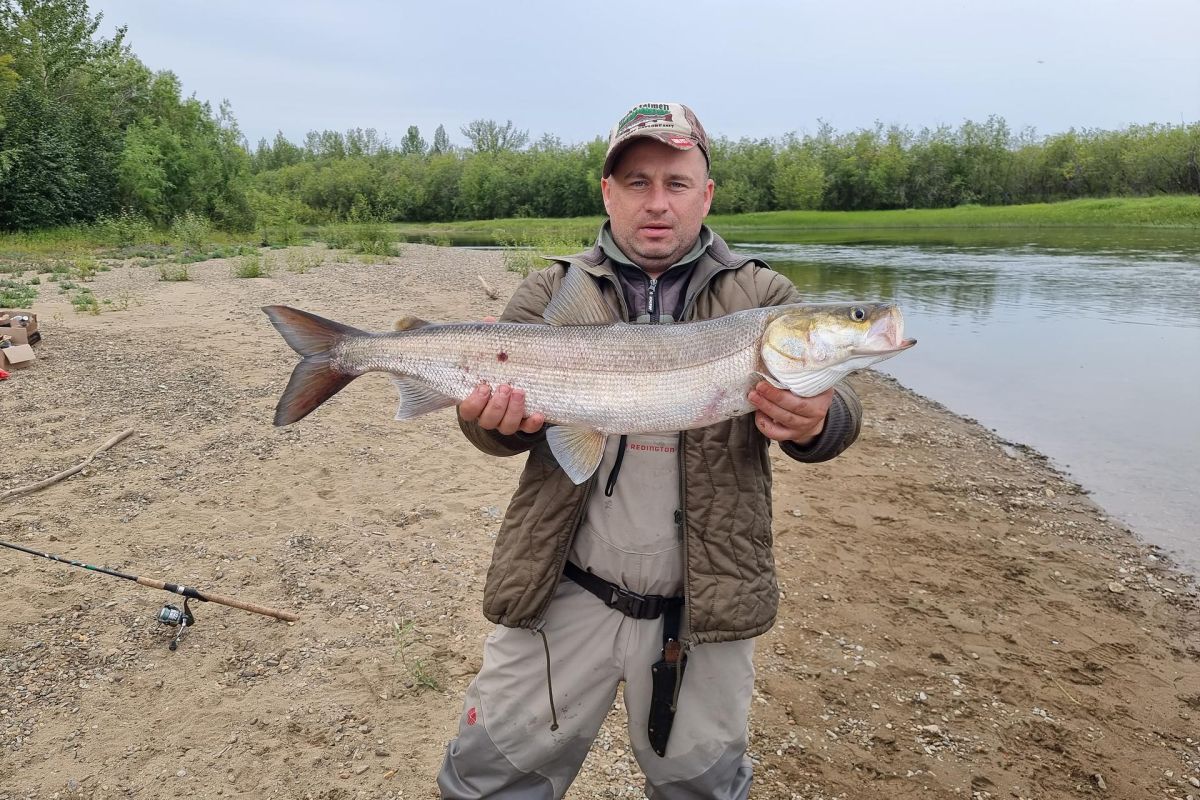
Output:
[748,241,1200,328]
[736,232,1200,571]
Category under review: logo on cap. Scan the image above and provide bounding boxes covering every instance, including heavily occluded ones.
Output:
[617,104,673,137]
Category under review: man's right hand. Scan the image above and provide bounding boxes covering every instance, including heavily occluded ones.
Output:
[459,383,546,436]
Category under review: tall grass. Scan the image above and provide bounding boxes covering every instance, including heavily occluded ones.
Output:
[494,230,585,277]
[233,251,272,278]
[319,223,401,256]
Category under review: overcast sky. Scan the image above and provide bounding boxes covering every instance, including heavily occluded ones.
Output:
[88,0,1200,149]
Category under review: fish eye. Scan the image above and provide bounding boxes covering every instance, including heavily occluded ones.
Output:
[850,306,867,322]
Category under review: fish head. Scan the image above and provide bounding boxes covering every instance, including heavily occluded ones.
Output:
[761,303,916,396]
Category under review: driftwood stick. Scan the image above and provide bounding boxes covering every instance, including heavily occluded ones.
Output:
[477,275,500,300]
[1,429,135,502]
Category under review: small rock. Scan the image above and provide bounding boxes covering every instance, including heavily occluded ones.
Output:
[1093,773,1107,790]
[1107,582,1126,594]
[176,769,187,778]
[920,724,941,734]
[353,764,369,775]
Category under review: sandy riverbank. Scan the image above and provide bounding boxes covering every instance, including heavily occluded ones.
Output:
[1,243,1198,799]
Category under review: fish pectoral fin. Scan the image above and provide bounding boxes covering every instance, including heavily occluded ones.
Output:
[542,265,619,326]
[776,368,842,398]
[752,371,788,390]
[389,376,457,420]
[545,426,608,485]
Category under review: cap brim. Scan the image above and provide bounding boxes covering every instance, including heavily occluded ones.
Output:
[602,132,706,177]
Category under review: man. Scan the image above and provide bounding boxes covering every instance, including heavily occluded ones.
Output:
[439,102,862,799]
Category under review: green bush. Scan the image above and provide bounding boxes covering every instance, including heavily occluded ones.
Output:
[285,248,324,274]
[233,251,271,278]
[94,211,156,247]
[494,229,580,277]
[70,287,99,314]
[319,223,400,256]
[158,264,190,281]
[169,211,213,251]
[73,256,99,281]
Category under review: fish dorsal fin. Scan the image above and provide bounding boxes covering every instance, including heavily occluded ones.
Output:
[542,266,618,326]
[545,425,608,485]
[394,315,431,331]
[389,376,457,420]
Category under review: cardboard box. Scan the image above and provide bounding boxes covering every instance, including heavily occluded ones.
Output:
[0,326,28,346]
[0,343,35,368]
[0,309,38,346]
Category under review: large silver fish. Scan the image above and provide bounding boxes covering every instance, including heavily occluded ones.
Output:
[264,267,915,483]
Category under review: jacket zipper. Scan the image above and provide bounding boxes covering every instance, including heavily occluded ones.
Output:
[647,276,658,319]
[675,259,745,647]
[677,431,691,644]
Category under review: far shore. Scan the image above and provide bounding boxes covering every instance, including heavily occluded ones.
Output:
[392,195,1200,245]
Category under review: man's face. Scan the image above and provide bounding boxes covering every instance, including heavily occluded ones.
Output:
[601,138,715,276]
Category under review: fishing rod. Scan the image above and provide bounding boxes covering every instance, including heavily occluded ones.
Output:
[1,539,299,651]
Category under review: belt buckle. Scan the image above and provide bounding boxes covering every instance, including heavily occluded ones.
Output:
[608,585,648,618]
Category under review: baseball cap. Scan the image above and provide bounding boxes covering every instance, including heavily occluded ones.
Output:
[602,102,710,178]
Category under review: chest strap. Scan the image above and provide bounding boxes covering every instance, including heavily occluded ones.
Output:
[563,561,682,620]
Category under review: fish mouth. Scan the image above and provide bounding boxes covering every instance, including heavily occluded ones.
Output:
[853,313,916,356]
[851,337,917,356]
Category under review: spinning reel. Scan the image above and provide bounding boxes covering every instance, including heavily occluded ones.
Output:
[156,596,196,651]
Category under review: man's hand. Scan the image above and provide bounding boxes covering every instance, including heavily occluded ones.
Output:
[459,384,546,436]
[458,314,546,436]
[748,382,833,446]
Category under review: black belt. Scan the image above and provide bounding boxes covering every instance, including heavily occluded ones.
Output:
[563,561,682,620]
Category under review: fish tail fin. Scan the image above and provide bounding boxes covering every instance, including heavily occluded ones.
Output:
[263,305,363,425]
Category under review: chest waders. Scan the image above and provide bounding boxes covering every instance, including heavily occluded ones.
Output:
[561,560,686,756]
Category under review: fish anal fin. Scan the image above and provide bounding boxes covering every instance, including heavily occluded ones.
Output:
[390,376,457,420]
[545,426,608,485]
[542,266,619,327]
[394,316,431,332]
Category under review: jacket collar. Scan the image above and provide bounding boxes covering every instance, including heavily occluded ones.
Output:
[558,223,758,320]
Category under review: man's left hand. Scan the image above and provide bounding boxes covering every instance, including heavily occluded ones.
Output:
[749,382,833,446]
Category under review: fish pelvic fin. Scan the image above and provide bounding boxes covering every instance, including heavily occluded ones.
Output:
[263,305,363,425]
[389,376,457,420]
[546,426,608,485]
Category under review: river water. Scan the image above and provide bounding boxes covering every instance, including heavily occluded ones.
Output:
[728,227,1200,571]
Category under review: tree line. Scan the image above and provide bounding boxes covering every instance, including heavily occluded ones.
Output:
[2,0,1198,233]
[229,116,1200,224]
